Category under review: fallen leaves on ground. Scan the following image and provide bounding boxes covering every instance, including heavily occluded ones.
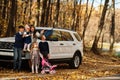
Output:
[0,51,120,80]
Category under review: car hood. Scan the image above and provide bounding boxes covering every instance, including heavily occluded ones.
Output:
[0,37,15,42]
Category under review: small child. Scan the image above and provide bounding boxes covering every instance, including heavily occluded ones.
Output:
[23,24,31,51]
[30,40,40,73]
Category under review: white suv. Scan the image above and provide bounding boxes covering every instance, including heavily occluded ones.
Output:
[0,27,83,68]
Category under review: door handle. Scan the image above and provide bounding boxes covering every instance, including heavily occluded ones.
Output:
[73,43,76,45]
[60,43,64,45]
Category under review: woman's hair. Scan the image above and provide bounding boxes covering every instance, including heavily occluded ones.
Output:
[30,25,35,29]
[31,25,38,39]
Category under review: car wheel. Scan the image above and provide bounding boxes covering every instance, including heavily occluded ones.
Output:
[69,53,82,69]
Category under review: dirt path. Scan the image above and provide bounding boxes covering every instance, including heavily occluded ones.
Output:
[0,52,120,80]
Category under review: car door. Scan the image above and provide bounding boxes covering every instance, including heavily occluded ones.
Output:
[60,31,75,58]
[46,30,64,59]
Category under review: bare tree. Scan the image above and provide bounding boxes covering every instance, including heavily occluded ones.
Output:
[45,0,51,26]
[109,0,115,52]
[36,0,40,26]
[49,1,53,27]
[29,0,32,22]
[2,0,7,19]
[54,0,60,27]
[91,0,109,54]
[82,0,94,49]
[0,0,3,19]
[40,0,47,26]
[74,0,82,31]
[71,0,77,30]
[6,0,17,36]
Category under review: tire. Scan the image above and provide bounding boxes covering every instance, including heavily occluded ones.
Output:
[69,52,82,69]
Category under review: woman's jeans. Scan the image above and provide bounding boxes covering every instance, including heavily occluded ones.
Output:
[13,47,22,70]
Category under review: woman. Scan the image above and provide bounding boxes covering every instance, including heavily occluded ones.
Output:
[30,25,37,42]
[30,25,43,42]
[28,25,37,69]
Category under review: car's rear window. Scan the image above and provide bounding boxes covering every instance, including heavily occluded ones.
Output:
[61,31,74,41]
[74,33,81,41]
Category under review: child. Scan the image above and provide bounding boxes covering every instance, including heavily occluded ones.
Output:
[30,40,40,73]
[39,35,49,59]
[23,24,31,51]
[39,35,57,74]
[14,25,24,72]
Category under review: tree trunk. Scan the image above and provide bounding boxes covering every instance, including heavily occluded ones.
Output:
[40,0,47,26]
[49,2,54,27]
[78,0,83,33]
[82,0,94,39]
[0,0,3,19]
[91,0,109,54]
[6,0,16,36]
[2,0,7,19]
[71,0,76,30]
[101,34,104,50]
[14,0,17,33]
[82,0,89,48]
[45,0,51,26]
[29,0,32,23]
[82,0,94,49]
[23,1,28,24]
[54,0,60,27]
[75,1,82,31]
[37,0,40,26]
[109,0,115,52]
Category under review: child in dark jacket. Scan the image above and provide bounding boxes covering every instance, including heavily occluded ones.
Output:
[39,35,49,59]
[39,35,57,74]
[14,25,24,71]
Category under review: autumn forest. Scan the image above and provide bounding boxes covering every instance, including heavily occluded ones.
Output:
[0,0,120,54]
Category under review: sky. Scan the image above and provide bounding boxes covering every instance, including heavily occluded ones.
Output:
[78,0,120,9]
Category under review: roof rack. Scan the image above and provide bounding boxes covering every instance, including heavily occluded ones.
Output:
[36,26,75,32]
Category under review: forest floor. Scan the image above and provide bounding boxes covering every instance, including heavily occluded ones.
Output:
[0,51,120,80]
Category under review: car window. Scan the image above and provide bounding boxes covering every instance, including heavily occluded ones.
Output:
[47,30,62,41]
[35,29,42,39]
[61,31,74,41]
[35,29,53,40]
[74,33,81,41]
[35,29,41,34]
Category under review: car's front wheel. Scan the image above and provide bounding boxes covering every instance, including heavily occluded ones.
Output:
[69,52,82,69]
